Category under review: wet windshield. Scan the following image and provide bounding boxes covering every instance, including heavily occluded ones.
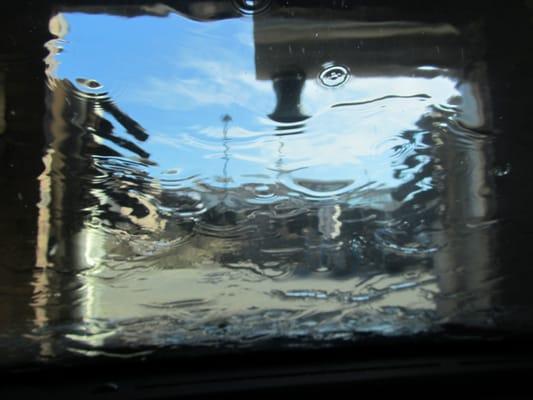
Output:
[1,0,532,365]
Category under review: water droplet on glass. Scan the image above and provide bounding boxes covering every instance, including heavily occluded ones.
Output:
[232,0,272,15]
[492,163,511,177]
[93,382,119,394]
[319,65,350,88]
[76,77,103,90]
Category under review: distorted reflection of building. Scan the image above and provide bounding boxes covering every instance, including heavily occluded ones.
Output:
[34,0,499,352]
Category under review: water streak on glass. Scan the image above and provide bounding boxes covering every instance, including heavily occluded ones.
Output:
[10,1,508,361]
